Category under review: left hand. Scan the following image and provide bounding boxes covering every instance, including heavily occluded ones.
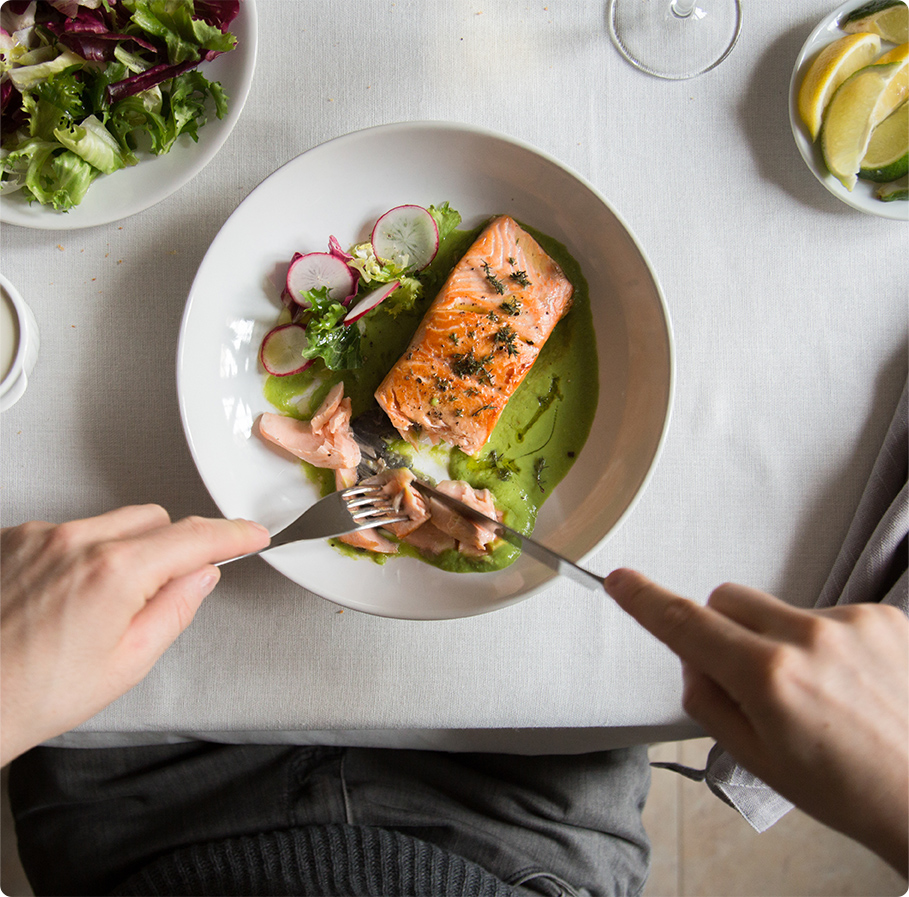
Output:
[1,505,270,765]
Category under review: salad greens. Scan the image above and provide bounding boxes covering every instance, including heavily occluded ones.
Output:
[297,286,363,372]
[0,0,239,211]
[271,203,463,374]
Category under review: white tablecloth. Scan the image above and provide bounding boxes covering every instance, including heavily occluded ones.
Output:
[1,0,906,752]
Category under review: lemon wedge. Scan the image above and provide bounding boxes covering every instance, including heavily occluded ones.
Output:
[877,40,909,64]
[860,101,909,180]
[799,32,883,139]
[821,57,909,189]
[842,0,909,44]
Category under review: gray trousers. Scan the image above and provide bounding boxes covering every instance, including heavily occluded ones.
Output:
[10,742,651,897]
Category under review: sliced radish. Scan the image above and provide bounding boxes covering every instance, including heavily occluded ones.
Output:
[286,251,358,307]
[371,205,439,271]
[327,234,353,263]
[343,281,400,325]
[259,323,313,376]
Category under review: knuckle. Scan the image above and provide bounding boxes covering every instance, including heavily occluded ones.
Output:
[44,520,85,554]
[82,540,134,584]
[660,595,700,635]
[179,515,212,540]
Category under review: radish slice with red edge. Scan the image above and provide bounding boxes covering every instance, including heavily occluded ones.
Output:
[259,323,313,376]
[286,251,358,307]
[371,205,439,272]
[343,281,400,325]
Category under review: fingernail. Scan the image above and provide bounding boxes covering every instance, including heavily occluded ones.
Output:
[603,568,631,593]
[198,570,220,597]
[243,519,270,537]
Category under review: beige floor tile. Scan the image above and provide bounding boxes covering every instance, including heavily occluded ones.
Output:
[644,742,683,897]
[676,738,906,897]
[1,768,33,897]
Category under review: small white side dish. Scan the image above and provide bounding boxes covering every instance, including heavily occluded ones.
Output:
[178,121,674,620]
[789,0,909,221]
[0,274,40,412]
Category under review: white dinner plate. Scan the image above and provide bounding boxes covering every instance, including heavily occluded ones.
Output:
[0,0,257,230]
[789,0,909,220]
[178,121,674,620]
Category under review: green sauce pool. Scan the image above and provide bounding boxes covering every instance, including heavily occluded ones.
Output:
[263,222,599,573]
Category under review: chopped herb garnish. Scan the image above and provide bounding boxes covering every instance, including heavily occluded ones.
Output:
[484,449,520,481]
[448,333,459,344]
[472,403,495,416]
[509,269,531,287]
[533,457,548,492]
[481,261,506,294]
[450,349,494,384]
[499,298,521,316]
[492,324,519,356]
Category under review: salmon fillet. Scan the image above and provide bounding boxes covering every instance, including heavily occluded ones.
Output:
[374,215,573,456]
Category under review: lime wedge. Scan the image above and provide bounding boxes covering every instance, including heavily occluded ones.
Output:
[798,33,882,140]
[821,59,909,189]
[875,174,908,199]
[860,101,909,180]
[842,0,908,44]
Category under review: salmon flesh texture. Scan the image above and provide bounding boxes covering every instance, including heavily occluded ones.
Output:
[374,215,573,456]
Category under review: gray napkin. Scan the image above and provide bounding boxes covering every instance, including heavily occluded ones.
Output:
[659,378,908,832]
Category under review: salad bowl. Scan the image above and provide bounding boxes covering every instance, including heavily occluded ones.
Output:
[178,121,674,620]
[0,0,257,230]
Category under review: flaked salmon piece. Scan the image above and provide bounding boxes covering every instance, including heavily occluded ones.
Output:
[338,468,429,553]
[404,520,456,556]
[334,467,359,490]
[339,526,398,554]
[258,383,361,470]
[428,480,501,553]
[375,215,573,456]
[361,468,430,538]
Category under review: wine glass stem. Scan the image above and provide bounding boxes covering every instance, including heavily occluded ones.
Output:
[670,0,697,18]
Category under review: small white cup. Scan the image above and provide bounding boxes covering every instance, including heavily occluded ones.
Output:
[0,273,40,412]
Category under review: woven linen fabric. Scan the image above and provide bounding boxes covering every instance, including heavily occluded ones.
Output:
[701,379,909,832]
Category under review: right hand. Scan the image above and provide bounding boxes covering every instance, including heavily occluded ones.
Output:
[604,568,909,875]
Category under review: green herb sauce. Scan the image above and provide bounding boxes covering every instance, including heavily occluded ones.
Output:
[263,221,599,573]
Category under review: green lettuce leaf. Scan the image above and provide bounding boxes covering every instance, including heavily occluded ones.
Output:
[53,114,125,174]
[428,201,462,242]
[123,0,237,64]
[298,287,362,371]
[1,139,99,211]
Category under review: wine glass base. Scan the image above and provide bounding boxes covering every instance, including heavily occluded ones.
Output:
[607,0,743,80]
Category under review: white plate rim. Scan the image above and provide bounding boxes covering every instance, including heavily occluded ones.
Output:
[0,0,258,230]
[788,0,909,221]
[177,120,675,620]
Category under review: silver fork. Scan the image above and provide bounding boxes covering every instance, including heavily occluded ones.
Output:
[216,484,410,565]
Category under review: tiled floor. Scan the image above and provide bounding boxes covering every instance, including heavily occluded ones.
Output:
[2,740,906,896]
